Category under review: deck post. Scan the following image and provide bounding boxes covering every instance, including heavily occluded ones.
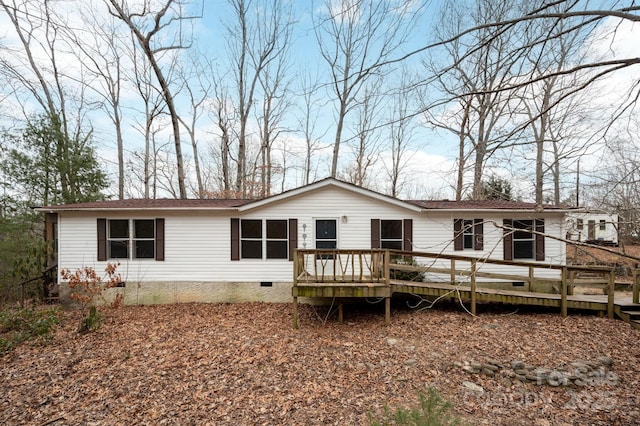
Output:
[338,299,344,323]
[633,269,639,305]
[384,250,391,325]
[450,259,456,284]
[293,250,299,329]
[568,270,574,296]
[385,296,391,325]
[293,296,299,329]
[607,270,614,319]
[560,266,567,318]
[470,259,477,316]
[528,266,534,292]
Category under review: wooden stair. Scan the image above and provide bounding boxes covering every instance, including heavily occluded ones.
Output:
[616,304,640,329]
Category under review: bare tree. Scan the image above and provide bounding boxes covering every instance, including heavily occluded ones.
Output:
[423,0,525,200]
[0,1,59,120]
[224,0,293,196]
[129,36,167,199]
[385,72,417,198]
[0,0,99,201]
[176,54,212,198]
[514,3,596,205]
[342,83,383,188]
[67,8,129,199]
[588,126,640,243]
[295,70,327,185]
[255,6,293,197]
[423,2,639,143]
[208,67,237,194]
[314,0,423,178]
[105,0,201,199]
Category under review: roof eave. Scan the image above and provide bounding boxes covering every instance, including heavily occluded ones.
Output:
[419,208,574,213]
[36,206,242,213]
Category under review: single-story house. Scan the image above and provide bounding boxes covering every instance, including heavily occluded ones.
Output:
[565,211,618,246]
[38,178,575,305]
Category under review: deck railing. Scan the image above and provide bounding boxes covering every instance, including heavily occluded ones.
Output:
[294,249,389,284]
[292,249,617,320]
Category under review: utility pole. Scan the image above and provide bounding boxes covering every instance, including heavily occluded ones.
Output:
[576,159,580,207]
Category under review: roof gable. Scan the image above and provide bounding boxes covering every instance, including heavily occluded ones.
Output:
[238,178,423,212]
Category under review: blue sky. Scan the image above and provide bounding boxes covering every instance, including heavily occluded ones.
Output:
[0,1,638,201]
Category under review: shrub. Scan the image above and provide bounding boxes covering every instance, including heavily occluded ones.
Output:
[369,387,464,426]
[0,306,61,355]
[390,256,425,282]
[61,263,121,309]
[60,263,121,333]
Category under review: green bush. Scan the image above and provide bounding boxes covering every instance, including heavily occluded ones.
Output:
[0,306,61,355]
[370,387,464,426]
[390,256,425,282]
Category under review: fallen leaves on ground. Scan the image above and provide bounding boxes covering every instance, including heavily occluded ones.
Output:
[1,302,639,425]
[568,244,640,271]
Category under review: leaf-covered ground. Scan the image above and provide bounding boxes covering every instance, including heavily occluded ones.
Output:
[1,302,639,425]
[568,244,640,275]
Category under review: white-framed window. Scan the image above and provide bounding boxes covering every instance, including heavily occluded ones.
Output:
[240,219,262,259]
[512,220,535,259]
[315,218,337,260]
[239,219,289,260]
[380,220,403,250]
[266,220,288,259]
[463,220,475,249]
[108,219,155,259]
[599,220,606,231]
[576,218,583,230]
[315,219,337,250]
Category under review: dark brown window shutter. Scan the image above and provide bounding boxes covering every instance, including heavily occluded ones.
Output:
[97,218,107,261]
[155,218,165,261]
[288,218,298,261]
[474,219,484,250]
[453,219,463,251]
[535,219,545,261]
[231,218,240,261]
[503,219,513,260]
[371,219,380,249]
[403,219,413,251]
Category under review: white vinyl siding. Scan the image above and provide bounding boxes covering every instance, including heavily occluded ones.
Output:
[56,185,567,285]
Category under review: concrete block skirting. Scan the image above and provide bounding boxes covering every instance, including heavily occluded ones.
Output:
[58,281,300,306]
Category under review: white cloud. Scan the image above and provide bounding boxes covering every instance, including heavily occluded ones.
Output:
[583,16,640,111]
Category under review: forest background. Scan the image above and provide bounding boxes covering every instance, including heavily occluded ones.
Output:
[0,0,638,301]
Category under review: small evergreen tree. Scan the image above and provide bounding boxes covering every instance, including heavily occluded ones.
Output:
[2,113,108,205]
[479,175,512,201]
[0,113,109,303]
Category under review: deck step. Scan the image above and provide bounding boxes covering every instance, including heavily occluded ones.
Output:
[621,310,640,318]
[631,320,640,330]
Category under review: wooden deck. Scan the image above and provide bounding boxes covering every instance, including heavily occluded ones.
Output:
[292,249,640,328]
